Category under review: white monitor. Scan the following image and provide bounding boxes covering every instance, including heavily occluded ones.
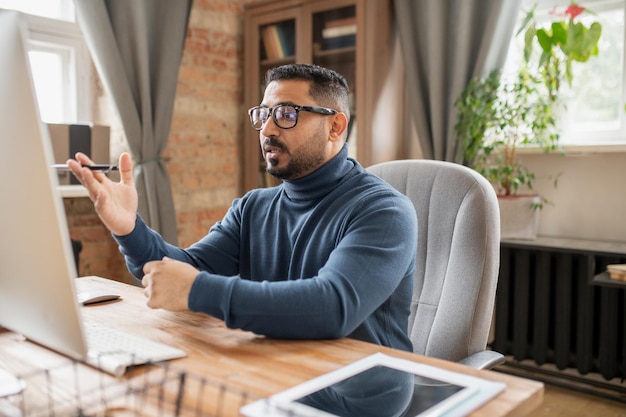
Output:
[0,10,88,361]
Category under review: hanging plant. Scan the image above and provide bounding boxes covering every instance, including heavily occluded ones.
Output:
[520,2,602,100]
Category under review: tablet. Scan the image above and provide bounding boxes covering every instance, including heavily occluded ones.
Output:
[240,353,505,417]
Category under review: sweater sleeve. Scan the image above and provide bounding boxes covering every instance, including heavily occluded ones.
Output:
[113,215,179,279]
[113,209,242,279]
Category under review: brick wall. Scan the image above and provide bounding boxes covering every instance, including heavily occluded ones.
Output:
[64,198,134,283]
[66,0,263,282]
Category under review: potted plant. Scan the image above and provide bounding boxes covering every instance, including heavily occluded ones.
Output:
[455,2,602,239]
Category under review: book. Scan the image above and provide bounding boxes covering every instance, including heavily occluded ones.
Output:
[322,34,356,50]
[322,24,357,39]
[324,16,356,29]
[276,23,295,57]
[262,23,296,59]
[269,25,285,58]
[261,25,280,59]
[607,264,626,281]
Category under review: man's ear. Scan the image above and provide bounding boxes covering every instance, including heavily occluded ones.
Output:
[329,112,349,142]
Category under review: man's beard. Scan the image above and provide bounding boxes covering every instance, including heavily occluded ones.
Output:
[264,133,326,180]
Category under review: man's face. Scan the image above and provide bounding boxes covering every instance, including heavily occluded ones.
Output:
[258,80,337,181]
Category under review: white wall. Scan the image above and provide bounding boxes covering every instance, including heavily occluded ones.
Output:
[518,150,626,242]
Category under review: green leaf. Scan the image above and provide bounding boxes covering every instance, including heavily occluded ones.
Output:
[523,25,536,63]
[516,5,536,37]
[564,21,602,62]
[536,28,552,53]
[551,21,567,46]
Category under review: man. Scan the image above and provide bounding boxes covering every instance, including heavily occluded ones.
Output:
[68,64,417,353]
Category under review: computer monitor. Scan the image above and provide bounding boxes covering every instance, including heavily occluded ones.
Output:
[0,10,89,361]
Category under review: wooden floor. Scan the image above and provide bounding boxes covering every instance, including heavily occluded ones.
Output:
[494,360,626,417]
[527,384,626,417]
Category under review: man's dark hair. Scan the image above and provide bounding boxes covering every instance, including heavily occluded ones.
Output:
[264,64,351,119]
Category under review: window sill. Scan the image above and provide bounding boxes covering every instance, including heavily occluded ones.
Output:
[515,142,626,155]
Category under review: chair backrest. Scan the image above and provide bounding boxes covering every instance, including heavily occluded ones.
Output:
[367,160,500,362]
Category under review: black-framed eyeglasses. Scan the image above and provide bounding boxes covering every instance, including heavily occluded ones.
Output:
[247,104,337,130]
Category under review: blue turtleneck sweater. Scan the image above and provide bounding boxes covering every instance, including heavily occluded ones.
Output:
[115,146,417,352]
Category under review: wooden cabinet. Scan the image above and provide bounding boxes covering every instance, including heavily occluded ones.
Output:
[242,0,394,191]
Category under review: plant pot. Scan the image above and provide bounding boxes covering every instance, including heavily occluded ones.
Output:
[498,195,540,240]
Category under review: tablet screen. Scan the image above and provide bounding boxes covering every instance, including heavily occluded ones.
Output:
[293,364,470,417]
[240,353,506,417]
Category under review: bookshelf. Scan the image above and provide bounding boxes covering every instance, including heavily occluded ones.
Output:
[243,0,393,191]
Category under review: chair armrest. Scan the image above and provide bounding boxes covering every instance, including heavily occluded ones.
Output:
[458,350,505,370]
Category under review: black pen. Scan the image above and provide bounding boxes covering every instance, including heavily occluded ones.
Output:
[52,163,119,172]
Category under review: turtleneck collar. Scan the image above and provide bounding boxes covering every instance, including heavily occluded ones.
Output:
[281,144,355,201]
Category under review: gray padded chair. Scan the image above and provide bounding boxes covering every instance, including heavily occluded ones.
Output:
[367,159,504,369]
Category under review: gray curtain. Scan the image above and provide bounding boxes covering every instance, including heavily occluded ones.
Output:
[394,0,522,162]
[74,0,193,245]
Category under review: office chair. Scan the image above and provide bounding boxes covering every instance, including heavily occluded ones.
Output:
[367,160,504,370]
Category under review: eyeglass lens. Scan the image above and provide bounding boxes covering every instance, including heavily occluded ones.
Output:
[250,105,298,130]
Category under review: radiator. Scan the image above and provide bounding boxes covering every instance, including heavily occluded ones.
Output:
[493,239,626,382]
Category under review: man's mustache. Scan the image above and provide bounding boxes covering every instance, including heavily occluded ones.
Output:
[263,137,288,152]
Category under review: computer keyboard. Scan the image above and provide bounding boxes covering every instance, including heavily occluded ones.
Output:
[83,323,186,377]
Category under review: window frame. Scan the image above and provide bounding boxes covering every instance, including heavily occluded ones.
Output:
[21,11,93,123]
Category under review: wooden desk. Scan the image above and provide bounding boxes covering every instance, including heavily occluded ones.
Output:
[0,276,543,416]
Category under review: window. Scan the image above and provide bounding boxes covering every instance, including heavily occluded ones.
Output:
[0,0,92,123]
[504,0,625,146]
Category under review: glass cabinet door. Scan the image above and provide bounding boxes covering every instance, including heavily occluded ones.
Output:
[311,5,357,159]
